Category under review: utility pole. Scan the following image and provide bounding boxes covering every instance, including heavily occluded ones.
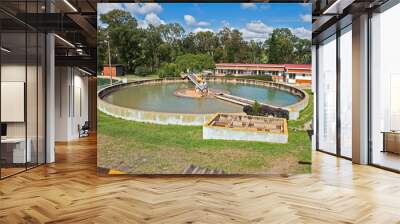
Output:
[107,34,112,85]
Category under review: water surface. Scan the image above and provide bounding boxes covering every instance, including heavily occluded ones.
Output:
[103,82,300,114]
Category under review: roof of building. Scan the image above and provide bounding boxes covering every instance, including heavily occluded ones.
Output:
[216,63,311,70]
[282,64,311,70]
[103,64,124,67]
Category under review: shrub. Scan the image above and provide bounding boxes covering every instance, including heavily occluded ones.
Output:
[175,53,215,73]
[135,66,152,76]
[243,102,289,119]
[252,101,262,115]
[157,62,181,78]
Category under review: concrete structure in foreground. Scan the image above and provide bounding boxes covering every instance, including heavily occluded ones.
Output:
[203,114,288,143]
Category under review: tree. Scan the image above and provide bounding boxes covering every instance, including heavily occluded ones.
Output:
[217,27,232,62]
[158,23,185,61]
[248,41,264,64]
[182,33,196,54]
[118,28,145,73]
[216,28,247,63]
[158,43,173,64]
[229,29,245,62]
[99,10,143,73]
[192,31,219,58]
[265,28,296,64]
[97,27,107,72]
[141,25,163,72]
[100,9,137,29]
[175,54,215,73]
[294,38,312,64]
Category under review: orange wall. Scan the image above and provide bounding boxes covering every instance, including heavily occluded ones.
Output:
[287,69,311,74]
[296,79,312,84]
[103,67,117,77]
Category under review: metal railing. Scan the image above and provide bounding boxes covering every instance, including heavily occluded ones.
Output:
[187,73,208,92]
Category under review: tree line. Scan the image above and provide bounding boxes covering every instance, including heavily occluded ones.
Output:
[97,9,312,77]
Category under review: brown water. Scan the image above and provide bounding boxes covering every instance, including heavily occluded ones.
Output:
[103,82,301,114]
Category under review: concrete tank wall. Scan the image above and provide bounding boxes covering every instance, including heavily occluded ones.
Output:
[203,126,288,143]
[97,78,308,125]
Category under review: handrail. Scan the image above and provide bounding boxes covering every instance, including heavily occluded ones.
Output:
[97,79,122,92]
[186,73,208,92]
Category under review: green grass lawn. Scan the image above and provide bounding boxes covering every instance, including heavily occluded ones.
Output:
[97,79,313,175]
[98,113,311,174]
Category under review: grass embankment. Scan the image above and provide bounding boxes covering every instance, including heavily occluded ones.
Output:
[288,89,314,130]
[97,80,313,175]
[97,77,116,86]
[98,113,312,174]
[97,77,121,92]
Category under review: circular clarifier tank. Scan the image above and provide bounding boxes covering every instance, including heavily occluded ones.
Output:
[102,82,301,114]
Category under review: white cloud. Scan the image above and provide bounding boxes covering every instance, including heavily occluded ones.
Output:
[126,3,162,15]
[144,13,165,26]
[98,3,124,15]
[245,20,273,34]
[238,20,311,41]
[240,3,257,9]
[240,21,273,42]
[260,5,270,10]
[184,15,196,26]
[98,3,164,29]
[299,3,311,7]
[197,21,210,26]
[98,3,163,16]
[138,13,165,28]
[221,20,230,27]
[290,27,311,39]
[192,27,214,33]
[184,15,210,27]
[300,14,312,22]
[240,29,269,42]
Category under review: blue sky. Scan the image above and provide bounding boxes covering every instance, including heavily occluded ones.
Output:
[98,3,311,41]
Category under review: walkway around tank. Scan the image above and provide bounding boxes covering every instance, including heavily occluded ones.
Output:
[215,93,298,120]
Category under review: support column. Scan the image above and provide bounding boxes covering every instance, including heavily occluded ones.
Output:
[46,32,55,163]
[312,45,317,150]
[352,14,369,164]
[88,76,97,133]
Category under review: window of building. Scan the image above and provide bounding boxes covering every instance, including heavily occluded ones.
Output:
[0,2,46,179]
[317,34,337,154]
[339,25,352,158]
[370,3,400,171]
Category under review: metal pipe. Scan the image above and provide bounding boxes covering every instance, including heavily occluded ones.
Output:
[107,34,112,85]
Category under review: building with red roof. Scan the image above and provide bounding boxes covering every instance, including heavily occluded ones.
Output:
[214,63,312,85]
